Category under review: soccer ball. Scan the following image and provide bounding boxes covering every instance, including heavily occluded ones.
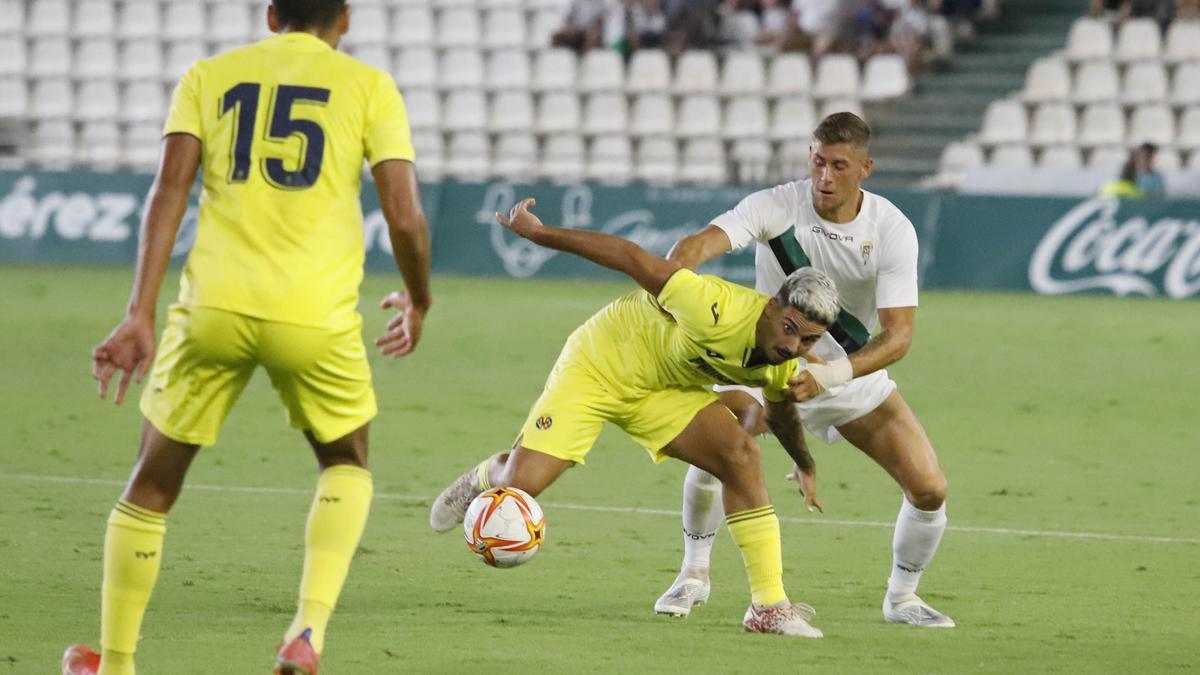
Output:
[463,487,546,568]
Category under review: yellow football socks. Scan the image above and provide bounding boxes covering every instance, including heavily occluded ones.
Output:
[726,506,788,607]
[100,500,167,675]
[475,456,495,492]
[284,465,373,654]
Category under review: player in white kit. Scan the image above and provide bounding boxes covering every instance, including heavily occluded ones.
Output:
[653,113,954,627]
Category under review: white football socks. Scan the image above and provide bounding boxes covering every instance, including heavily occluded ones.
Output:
[887,497,947,601]
[680,465,725,575]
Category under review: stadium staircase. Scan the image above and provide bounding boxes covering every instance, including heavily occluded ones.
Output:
[866,0,1082,189]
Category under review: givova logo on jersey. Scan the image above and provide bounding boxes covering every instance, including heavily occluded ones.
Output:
[1029,197,1200,299]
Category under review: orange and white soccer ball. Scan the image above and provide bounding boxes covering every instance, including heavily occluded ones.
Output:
[463,487,546,568]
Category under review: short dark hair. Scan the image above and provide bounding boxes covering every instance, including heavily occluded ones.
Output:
[813,112,871,150]
[272,0,346,31]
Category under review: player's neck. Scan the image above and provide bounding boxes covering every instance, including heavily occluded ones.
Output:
[815,190,864,225]
[281,27,341,49]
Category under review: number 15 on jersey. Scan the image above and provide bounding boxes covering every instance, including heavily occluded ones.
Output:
[220,83,331,190]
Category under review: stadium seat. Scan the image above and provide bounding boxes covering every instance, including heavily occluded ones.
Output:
[629,94,674,138]
[77,120,121,168]
[209,4,252,43]
[0,77,27,118]
[76,79,120,121]
[1021,57,1070,102]
[343,5,387,46]
[403,89,440,130]
[491,133,538,183]
[31,78,73,119]
[31,120,75,167]
[1088,145,1127,172]
[72,0,114,39]
[1039,145,1082,170]
[586,135,634,184]
[582,94,629,136]
[535,92,582,134]
[163,3,206,42]
[119,39,164,81]
[0,0,24,35]
[719,52,765,97]
[1064,17,1112,61]
[812,54,859,101]
[1188,149,1200,171]
[769,96,817,141]
[0,37,24,77]
[396,47,438,90]
[860,54,909,101]
[489,90,535,133]
[1164,20,1200,63]
[679,139,726,185]
[777,139,809,179]
[480,0,524,7]
[725,10,761,49]
[411,131,444,180]
[1177,107,1200,150]
[730,138,771,185]
[1029,102,1077,146]
[578,49,625,93]
[532,49,577,92]
[723,98,768,140]
[436,7,482,48]
[765,53,812,99]
[442,90,488,132]
[28,0,70,37]
[28,38,72,78]
[118,1,160,39]
[636,137,679,184]
[1114,18,1160,63]
[627,50,672,94]
[938,140,985,175]
[1121,62,1167,105]
[1072,61,1119,104]
[445,132,491,181]
[819,97,863,120]
[1154,147,1182,172]
[392,7,435,46]
[439,48,485,90]
[989,145,1034,169]
[1077,103,1126,147]
[540,134,586,183]
[74,38,118,80]
[485,50,531,91]
[122,121,162,170]
[1171,63,1200,107]
[1128,104,1175,145]
[482,9,526,50]
[348,45,391,73]
[674,50,719,95]
[529,8,562,50]
[980,99,1028,145]
[675,95,721,139]
[122,80,166,122]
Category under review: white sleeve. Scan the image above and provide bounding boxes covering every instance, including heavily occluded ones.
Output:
[710,185,794,251]
[875,220,920,309]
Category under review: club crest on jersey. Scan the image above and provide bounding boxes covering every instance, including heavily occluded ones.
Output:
[535,416,553,430]
[861,240,874,265]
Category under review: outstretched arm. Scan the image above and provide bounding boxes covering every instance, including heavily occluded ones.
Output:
[665,225,734,270]
[497,198,681,295]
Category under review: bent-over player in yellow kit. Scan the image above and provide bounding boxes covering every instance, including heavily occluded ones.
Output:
[64,2,432,674]
[430,199,839,637]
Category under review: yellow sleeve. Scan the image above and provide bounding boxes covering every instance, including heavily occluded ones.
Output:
[163,63,202,139]
[655,269,729,342]
[364,72,415,166]
[761,360,800,402]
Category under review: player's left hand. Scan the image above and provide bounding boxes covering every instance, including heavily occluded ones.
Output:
[377,290,426,357]
[496,198,545,240]
[785,371,824,402]
[785,463,824,513]
[92,315,156,405]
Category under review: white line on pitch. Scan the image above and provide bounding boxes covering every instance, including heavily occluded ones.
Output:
[3,472,1197,545]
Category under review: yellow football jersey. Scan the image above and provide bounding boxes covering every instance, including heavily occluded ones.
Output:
[564,269,800,402]
[164,32,415,329]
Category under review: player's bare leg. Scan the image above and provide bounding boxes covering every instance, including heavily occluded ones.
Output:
[429,442,573,532]
[663,401,821,637]
[656,390,766,617]
[279,424,375,672]
[836,391,954,627]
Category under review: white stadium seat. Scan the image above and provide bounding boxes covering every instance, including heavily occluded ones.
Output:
[0,37,24,76]
[680,139,726,185]
[1177,107,1200,150]
[627,50,672,94]
[0,0,24,35]
[1114,18,1160,62]
[1128,104,1175,146]
[403,89,440,130]
[1121,62,1167,105]
[1154,147,1182,172]
[675,95,721,138]
[1189,150,1200,172]
[1088,145,1128,172]
[540,134,585,183]
[77,121,121,168]
[483,9,526,50]
[442,90,488,132]
[344,5,387,46]
[438,48,485,90]
[122,121,163,170]
[719,52,765,97]
[1064,17,1112,61]
[1022,57,1070,102]
[532,49,577,92]
[769,96,816,141]
[396,47,438,90]
[1072,61,1119,104]
[118,1,160,39]
[731,138,771,184]
[436,7,481,48]
[163,3,206,42]
[31,79,74,119]
[392,7,434,46]
[989,145,1034,169]
[445,132,491,181]
[820,97,863,120]
[28,38,72,78]
[485,50,531,91]
[765,53,812,98]
[674,50,719,95]
[587,135,634,184]
[535,92,582,134]
[1029,102,1077,146]
[119,39,164,81]
[76,79,120,121]
[578,49,625,93]
[73,0,114,39]
[349,44,391,73]
[1039,145,1082,170]
[812,54,859,100]
[210,4,252,43]
[411,132,444,181]
[529,8,562,50]
[1164,20,1200,63]
[28,0,71,37]
[0,77,28,117]
[491,133,538,183]
[480,0,524,8]
[122,80,166,122]
[629,94,674,138]
[582,94,629,136]
[1171,63,1200,107]
[74,39,118,80]
[723,98,768,140]
[32,120,75,167]
[636,137,678,184]
[938,140,985,175]
[1077,104,1126,147]
[488,91,534,133]
[860,54,909,101]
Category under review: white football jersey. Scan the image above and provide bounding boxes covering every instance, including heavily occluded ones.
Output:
[712,179,919,362]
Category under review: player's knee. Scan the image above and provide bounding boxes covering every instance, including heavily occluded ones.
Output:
[714,435,762,484]
[908,474,948,511]
[125,473,184,513]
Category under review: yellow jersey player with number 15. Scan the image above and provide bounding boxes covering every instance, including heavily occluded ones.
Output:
[64,2,433,674]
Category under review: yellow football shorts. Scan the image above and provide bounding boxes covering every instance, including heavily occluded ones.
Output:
[516,359,719,465]
[140,305,376,446]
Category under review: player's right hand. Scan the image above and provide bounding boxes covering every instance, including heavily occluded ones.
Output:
[495,198,545,240]
[377,290,427,357]
[785,463,824,513]
[92,315,156,405]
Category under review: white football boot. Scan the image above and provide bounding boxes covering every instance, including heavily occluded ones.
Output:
[742,602,824,637]
[883,594,956,628]
[654,573,711,617]
[429,465,485,532]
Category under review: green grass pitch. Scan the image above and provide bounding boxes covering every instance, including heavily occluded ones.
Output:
[1,264,1197,673]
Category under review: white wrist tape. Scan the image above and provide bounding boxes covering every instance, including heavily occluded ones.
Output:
[807,357,853,391]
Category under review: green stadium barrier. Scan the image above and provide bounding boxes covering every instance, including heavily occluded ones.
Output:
[2,169,1197,299]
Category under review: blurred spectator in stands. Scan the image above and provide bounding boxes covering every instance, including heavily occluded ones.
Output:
[855,0,897,58]
[789,0,858,56]
[1179,0,1200,20]
[1100,143,1165,198]
[664,0,722,57]
[553,0,611,52]
[890,0,932,66]
[932,0,982,38]
[1090,0,1176,26]
[757,0,796,49]
[608,0,667,55]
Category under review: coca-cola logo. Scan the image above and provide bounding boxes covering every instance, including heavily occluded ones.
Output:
[1029,197,1200,299]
